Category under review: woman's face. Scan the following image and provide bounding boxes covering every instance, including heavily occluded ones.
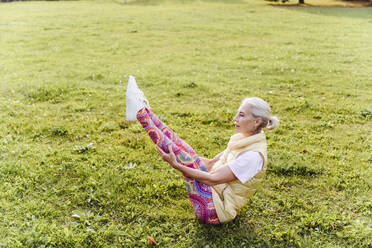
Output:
[233,104,262,136]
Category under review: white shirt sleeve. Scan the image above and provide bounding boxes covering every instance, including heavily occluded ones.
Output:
[228,151,263,184]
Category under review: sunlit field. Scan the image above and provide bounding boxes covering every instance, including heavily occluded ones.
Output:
[0,0,371,247]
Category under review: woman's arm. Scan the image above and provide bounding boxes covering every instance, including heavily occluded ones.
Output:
[177,163,236,186]
[157,146,236,186]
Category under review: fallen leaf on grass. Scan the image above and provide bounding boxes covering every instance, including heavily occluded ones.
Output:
[148,235,156,245]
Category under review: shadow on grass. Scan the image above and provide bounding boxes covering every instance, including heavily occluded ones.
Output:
[197,0,246,4]
[194,217,269,247]
[268,2,372,19]
[114,0,245,6]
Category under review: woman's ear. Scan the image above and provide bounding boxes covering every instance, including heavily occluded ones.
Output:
[255,118,263,129]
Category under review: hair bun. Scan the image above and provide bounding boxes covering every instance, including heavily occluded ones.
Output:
[266,116,279,130]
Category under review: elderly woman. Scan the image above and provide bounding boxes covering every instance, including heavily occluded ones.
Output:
[126,76,278,224]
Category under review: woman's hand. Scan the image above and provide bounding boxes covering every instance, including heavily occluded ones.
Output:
[199,157,211,166]
[200,152,223,171]
[199,157,213,171]
[156,145,179,169]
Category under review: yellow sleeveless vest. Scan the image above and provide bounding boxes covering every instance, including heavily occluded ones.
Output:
[211,132,267,223]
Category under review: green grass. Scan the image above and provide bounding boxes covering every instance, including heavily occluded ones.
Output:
[0,0,371,247]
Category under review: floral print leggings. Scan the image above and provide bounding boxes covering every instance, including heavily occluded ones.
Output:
[136,108,220,224]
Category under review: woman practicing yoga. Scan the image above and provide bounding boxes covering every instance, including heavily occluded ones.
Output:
[126,76,278,224]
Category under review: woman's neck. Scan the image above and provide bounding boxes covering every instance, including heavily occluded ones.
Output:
[241,129,261,137]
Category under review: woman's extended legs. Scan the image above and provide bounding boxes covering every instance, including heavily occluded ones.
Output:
[146,109,197,158]
[136,108,219,224]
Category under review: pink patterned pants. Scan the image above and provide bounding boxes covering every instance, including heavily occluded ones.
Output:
[136,108,220,224]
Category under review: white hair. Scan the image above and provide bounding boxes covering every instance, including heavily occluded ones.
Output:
[242,97,279,131]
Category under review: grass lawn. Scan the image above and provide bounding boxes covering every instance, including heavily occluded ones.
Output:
[0,0,371,247]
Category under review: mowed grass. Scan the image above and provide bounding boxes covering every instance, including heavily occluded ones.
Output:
[0,0,371,247]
